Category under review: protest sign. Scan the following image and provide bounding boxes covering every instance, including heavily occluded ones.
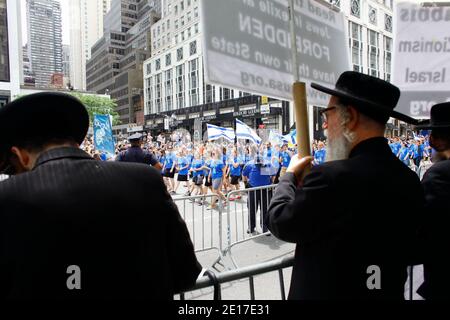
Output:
[201,0,350,105]
[393,1,450,118]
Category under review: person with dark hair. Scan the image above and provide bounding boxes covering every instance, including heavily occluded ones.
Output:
[416,103,450,300]
[265,71,423,300]
[0,92,201,299]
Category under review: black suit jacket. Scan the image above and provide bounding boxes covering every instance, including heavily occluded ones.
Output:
[417,159,450,299]
[266,138,423,300]
[0,147,201,299]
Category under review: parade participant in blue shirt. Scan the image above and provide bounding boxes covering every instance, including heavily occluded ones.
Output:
[279,144,292,178]
[242,154,273,235]
[189,153,205,199]
[228,149,243,200]
[207,150,227,210]
[397,142,411,166]
[174,152,190,194]
[162,147,176,194]
[313,141,326,165]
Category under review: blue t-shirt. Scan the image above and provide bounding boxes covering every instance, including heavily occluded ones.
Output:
[314,149,326,165]
[280,151,291,167]
[398,147,410,161]
[211,160,225,179]
[204,159,212,176]
[191,159,204,177]
[229,157,242,176]
[242,163,272,187]
[177,157,189,175]
[164,153,175,169]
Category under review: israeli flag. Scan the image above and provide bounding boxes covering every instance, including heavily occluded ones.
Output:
[207,123,236,142]
[283,129,297,145]
[93,114,115,159]
[235,119,262,145]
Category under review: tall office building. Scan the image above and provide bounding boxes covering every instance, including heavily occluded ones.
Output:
[87,0,161,126]
[26,0,63,88]
[0,0,22,106]
[69,0,111,91]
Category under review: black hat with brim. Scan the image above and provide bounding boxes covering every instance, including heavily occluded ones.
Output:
[0,92,89,149]
[416,102,450,129]
[311,71,419,125]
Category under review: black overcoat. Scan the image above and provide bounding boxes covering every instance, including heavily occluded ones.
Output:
[0,147,201,299]
[266,138,423,300]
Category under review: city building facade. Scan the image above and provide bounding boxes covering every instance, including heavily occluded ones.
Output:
[143,0,397,138]
[69,0,112,91]
[0,0,22,106]
[87,0,161,129]
[26,0,63,88]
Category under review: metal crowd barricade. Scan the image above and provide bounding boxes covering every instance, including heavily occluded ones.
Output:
[176,255,294,300]
[223,184,278,269]
[173,194,225,269]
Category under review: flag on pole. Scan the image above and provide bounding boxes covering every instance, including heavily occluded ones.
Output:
[268,130,287,145]
[93,114,115,159]
[235,119,262,145]
[283,129,297,146]
[206,123,236,142]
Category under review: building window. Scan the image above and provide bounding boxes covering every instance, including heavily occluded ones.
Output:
[369,6,377,25]
[195,23,199,34]
[190,40,197,55]
[165,70,173,111]
[146,63,151,75]
[188,27,192,38]
[175,19,178,29]
[166,53,171,66]
[176,64,185,109]
[187,11,191,22]
[385,14,392,32]
[181,16,185,26]
[384,36,392,82]
[350,0,360,18]
[368,29,380,77]
[0,0,10,82]
[189,59,199,106]
[349,22,363,72]
[177,47,183,61]
[155,59,161,71]
[194,7,199,17]
[155,73,162,113]
[204,84,215,104]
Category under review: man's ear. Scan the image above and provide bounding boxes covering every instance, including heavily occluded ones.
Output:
[10,146,32,171]
[346,105,359,131]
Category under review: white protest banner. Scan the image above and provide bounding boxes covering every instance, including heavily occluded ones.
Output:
[393,1,450,118]
[200,0,350,106]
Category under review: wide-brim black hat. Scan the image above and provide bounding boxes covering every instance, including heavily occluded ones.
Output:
[416,102,450,129]
[0,92,89,149]
[311,71,419,125]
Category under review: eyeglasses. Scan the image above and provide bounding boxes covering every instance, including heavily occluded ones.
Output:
[319,106,337,123]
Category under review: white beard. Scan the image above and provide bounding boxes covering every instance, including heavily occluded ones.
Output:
[324,129,353,162]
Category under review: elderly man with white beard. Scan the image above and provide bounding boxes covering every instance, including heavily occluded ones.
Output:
[265,71,424,300]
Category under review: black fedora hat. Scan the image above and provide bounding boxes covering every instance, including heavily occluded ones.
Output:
[416,102,450,129]
[311,71,418,124]
[0,92,89,149]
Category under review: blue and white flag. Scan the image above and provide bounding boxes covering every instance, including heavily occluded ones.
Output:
[93,114,115,159]
[207,123,236,142]
[268,130,287,145]
[283,129,297,145]
[236,119,262,144]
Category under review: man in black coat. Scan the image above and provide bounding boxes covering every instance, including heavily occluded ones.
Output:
[265,71,423,300]
[0,92,201,299]
[416,103,450,300]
